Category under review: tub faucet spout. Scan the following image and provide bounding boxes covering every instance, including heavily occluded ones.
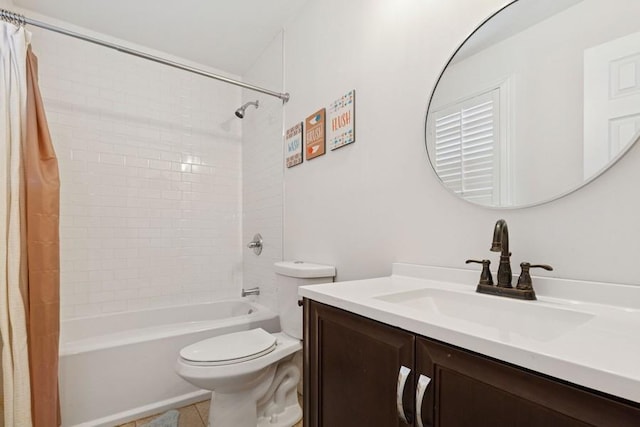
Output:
[242,287,260,297]
[491,219,512,288]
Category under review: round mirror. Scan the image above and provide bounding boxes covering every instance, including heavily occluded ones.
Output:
[425,0,640,208]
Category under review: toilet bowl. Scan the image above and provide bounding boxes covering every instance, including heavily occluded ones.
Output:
[175,261,335,427]
[175,330,302,427]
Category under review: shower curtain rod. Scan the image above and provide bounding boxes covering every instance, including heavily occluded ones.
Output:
[0,8,290,103]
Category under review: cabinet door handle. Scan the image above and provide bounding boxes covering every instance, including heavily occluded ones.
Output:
[416,374,432,427]
[396,365,411,424]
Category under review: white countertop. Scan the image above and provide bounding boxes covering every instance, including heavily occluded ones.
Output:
[298,263,640,404]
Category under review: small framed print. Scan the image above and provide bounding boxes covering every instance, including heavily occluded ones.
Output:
[327,90,355,151]
[285,122,304,168]
[305,108,326,160]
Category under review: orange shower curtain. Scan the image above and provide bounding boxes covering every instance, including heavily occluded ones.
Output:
[23,47,61,427]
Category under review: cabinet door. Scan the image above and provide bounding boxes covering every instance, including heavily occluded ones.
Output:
[416,337,640,427]
[305,300,415,427]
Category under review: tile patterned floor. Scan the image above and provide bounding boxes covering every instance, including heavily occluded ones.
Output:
[119,403,206,427]
[119,395,303,427]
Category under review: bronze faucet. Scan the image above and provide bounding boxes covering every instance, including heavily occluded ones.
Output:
[490,219,512,288]
[467,219,553,301]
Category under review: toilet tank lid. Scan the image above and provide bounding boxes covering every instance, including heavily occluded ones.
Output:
[274,261,336,278]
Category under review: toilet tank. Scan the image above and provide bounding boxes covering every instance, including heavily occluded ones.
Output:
[275,261,335,339]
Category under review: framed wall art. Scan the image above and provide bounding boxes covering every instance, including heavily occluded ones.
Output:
[327,89,355,151]
[285,122,304,168]
[305,108,326,160]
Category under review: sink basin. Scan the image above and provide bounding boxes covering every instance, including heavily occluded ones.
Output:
[374,288,595,342]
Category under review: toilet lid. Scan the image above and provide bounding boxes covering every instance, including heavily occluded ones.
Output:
[180,328,277,365]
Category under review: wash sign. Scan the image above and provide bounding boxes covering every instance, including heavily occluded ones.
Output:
[285,122,303,168]
[328,90,355,150]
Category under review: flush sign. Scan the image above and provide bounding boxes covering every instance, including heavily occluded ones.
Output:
[328,89,355,150]
[305,108,326,160]
[285,122,304,168]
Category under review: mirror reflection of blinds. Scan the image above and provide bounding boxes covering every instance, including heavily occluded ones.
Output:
[434,90,499,204]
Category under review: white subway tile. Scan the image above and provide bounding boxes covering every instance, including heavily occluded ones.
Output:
[99,153,126,166]
[125,157,150,168]
[101,300,128,314]
[74,303,102,317]
[149,159,172,170]
[192,165,213,175]
[60,305,76,318]
[43,29,244,320]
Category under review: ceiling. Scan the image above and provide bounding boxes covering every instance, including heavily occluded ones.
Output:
[12,0,307,76]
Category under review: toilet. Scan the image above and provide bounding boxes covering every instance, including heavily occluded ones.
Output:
[175,261,335,427]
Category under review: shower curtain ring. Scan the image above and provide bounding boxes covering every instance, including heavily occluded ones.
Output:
[0,9,25,26]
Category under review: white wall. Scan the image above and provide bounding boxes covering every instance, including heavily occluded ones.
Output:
[283,0,640,287]
[241,33,285,312]
[27,23,244,318]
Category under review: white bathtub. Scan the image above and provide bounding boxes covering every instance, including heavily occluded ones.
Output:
[59,300,280,427]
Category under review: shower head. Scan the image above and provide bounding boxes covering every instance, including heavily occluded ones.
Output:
[235,100,259,119]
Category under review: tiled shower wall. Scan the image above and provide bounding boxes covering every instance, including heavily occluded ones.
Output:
[30,27,245,319]
[241,33,285,312]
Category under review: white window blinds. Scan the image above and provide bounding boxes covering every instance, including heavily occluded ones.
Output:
[432,89,500,205]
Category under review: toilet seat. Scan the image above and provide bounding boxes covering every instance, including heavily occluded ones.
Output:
[180,328,277,366]
[176,332,302,385]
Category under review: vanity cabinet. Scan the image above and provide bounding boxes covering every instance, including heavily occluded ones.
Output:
[304,300,640,427]
[304,298,415,426]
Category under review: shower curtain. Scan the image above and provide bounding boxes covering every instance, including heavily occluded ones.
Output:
[1,21,33,426]
[24,46,61,427]
[0,21,61,427]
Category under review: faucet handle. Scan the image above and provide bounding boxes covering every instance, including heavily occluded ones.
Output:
[517,262,553,290]
[465,259,494,286]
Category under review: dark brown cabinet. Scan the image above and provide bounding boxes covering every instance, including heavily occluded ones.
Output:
[304,298,415,426]
[304,300,640,427]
